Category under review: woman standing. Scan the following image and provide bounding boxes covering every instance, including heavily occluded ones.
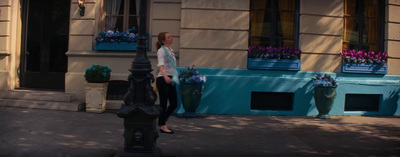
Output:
[156,32,178,134]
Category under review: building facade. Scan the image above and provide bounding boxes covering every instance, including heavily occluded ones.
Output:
[1,0,399,115]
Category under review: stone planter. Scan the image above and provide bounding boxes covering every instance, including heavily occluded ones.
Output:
[84,82,108,113]
[314,87,337,119]
[179,82,204,118]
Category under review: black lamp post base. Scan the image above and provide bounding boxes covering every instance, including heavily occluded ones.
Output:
[117,0,161,156]
[115,147,161,157]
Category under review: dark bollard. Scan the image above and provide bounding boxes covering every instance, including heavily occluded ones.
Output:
[117,0,161,156]
[118,104,161,157]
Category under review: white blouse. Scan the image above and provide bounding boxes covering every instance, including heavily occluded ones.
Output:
[156,47,176,77]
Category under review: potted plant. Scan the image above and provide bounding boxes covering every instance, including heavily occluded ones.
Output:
[178,66,207,118]
[95,27,148,51]
[340,49,388,74]
[247,45,302,71]
[311,73,339,119]
[84,64,112,113]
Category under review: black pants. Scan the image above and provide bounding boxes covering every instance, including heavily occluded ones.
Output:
[156,76,178,126]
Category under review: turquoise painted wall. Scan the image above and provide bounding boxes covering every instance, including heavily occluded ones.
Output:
[175,68,400,116]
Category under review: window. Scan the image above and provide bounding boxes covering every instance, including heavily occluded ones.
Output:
[250,0,299,47]
[251,92,294,110]
[345,94,380,111]
[103,0,140,32]
[343,0,384,52]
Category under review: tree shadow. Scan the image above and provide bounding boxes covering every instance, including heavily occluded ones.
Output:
[272,115,400,156]
[383,88,400,115]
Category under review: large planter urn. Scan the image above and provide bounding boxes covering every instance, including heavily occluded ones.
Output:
[179,82,204,118]
[84,82,108,113]
[314,87,337,119]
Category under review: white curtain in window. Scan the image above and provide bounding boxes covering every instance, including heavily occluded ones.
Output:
[105,0,122,30]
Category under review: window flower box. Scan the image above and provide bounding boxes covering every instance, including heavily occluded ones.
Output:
[340,49,388,74]
[94,27,148,51]
[248,58,301,71]
[95,42,137,51]
[341,62,387,74]
[247,45,301,71]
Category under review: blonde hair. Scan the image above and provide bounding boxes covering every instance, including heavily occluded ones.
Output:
[156,32,168,50]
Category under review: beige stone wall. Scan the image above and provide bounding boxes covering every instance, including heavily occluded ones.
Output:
[30,0,400,96]
[0,56,8,91]
[66,0,166,100]
[0,0,19,91]
[69,0,96,51]
[0,0,10,52]
[387,0,400,75]
[0,0,10,91]
[3,0,398,98]
[299,0,399,74]
[179,0,249,69]
[65,51,158,100]
[299,0,343,72]
[151,0,182,54]
[65,0,98,98]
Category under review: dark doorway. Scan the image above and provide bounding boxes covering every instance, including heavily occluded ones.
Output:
[20,0,70,89]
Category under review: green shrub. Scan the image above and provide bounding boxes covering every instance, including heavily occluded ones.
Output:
[84,64,112,83]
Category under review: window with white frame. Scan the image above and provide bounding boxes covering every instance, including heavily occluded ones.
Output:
[103,0,141,32]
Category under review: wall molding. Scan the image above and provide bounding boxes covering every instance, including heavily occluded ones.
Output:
[70,34,93,36]
[153,18,181,21]
[300,33,341,37]
[181,28,248,32]
[71,18,95,20]
[182,8,249,12]
[300,13,343,18]
[0,51,10,56]
[180,47,247,51]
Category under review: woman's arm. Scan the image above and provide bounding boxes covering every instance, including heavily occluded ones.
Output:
[159,65,172,84]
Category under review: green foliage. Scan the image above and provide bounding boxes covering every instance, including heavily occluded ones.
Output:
[84,64,112,83]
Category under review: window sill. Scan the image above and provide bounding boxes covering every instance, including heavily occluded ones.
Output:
[0,51,10,56]
[341,62,387,75]
[66,50,157,58]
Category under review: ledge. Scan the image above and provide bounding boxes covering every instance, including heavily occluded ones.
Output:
[0,51,10,56]
[66,50,157,58]
[66,50,179,58]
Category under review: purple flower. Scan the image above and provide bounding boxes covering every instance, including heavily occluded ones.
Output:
[248,45,301,60]
[340,49,387,64]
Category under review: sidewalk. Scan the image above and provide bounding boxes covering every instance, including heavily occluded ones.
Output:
[0,107,399,157]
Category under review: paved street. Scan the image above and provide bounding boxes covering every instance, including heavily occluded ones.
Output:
[0,107,399,157]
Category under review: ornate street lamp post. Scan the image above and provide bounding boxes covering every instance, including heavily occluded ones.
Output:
[117,0,161,156]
